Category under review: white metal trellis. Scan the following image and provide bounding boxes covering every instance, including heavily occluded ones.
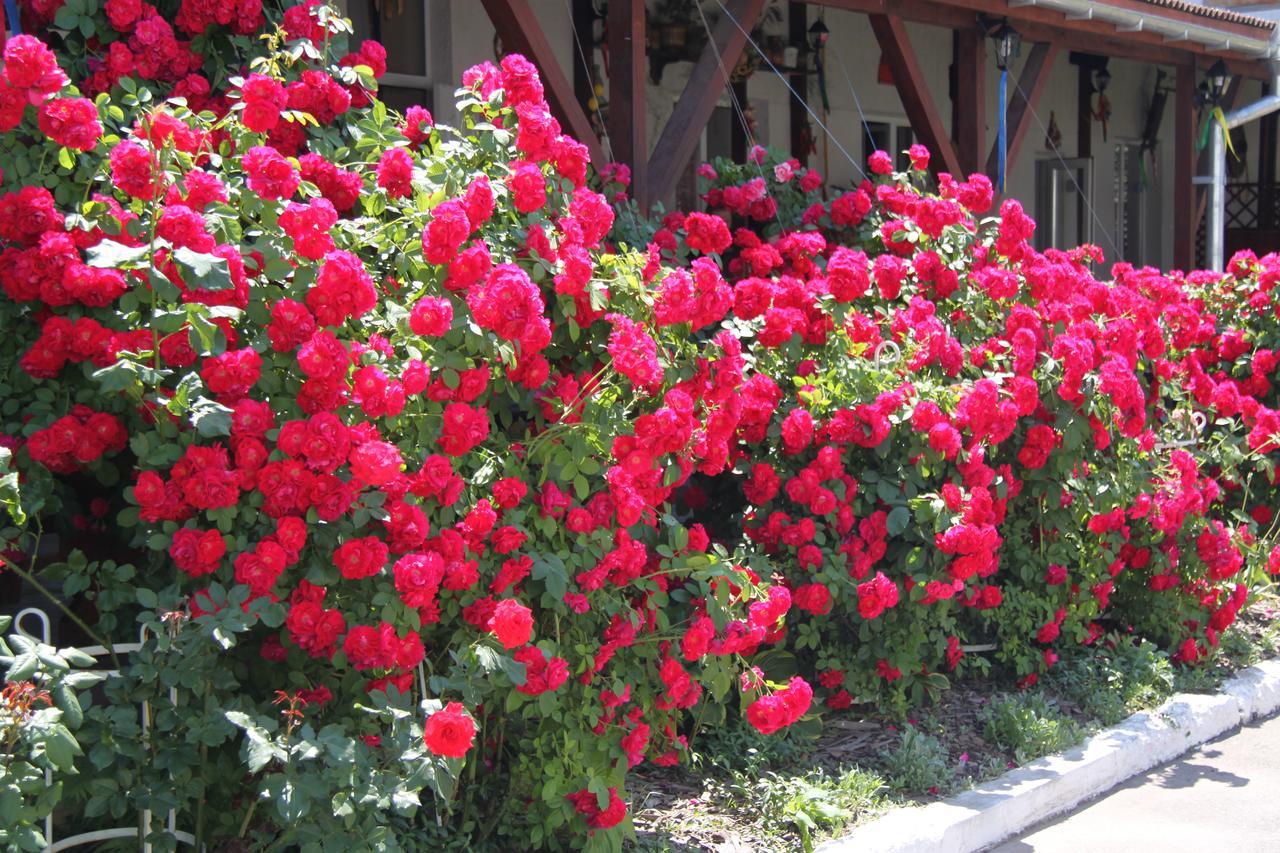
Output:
[1154,409,1209,452]
[13,607,195,852]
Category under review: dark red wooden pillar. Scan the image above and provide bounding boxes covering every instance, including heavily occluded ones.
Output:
[789,1,809,167]
[1173,62,1196,271]
[607,0,647,205]
[952,28,986,176]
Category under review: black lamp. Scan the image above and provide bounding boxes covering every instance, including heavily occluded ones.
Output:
[1093,66,1111,94]
[1205,58,1231,105]
[808,17,829,51]
[991,21,1021,71]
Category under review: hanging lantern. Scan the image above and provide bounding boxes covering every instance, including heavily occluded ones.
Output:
[808,17,829,52]
[991,21,1021,71]
[1205,59,1231,105]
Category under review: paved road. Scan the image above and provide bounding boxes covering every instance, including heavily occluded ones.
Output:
[990,713,1280,853]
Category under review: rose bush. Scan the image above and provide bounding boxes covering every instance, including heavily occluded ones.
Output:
[630,147,1278,711]
[0,1,1276,851]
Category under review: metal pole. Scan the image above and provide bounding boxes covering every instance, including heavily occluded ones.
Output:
[1209,121,1226,271]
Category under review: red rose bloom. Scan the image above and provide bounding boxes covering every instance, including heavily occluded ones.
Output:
[349,440,403,487]
[487,598,534,648]
[38,98,102,151]
[683,212,732,254]
[423,701,476,757]
[239,73,287,133]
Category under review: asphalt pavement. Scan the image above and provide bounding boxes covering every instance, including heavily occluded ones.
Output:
[989,712,1280,852]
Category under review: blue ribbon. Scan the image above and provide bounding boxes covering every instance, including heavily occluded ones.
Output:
[4,0,21,36]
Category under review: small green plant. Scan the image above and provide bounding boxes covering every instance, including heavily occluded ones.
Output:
[744,766,886,852]
[880,725,952,794]
[0,616,105,852]
[1051,638,1174,726]
[692,714,807,776]
[981,694,1082,764]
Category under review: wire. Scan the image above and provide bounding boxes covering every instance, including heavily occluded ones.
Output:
[711,0,870,180]
[562,0,641,233]
[1009,74,1122,258]
[828,42,877,173]
[691,1,789,234]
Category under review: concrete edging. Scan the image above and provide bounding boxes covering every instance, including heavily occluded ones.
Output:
[816,658,1280,853]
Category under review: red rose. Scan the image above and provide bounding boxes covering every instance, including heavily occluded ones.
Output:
[438,403,489,457]
[349,440,403,487]
[239,73,287,133]
[421,199,471,265]
[487,598,533,648]
[423,701,476,757]
[507,160,546,213]
[683,212,731,254]
[333,536,389,580]
[38,98,102,151]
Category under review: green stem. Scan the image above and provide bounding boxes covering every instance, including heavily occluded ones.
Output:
[0,555,121,672]
[237,796,258,838]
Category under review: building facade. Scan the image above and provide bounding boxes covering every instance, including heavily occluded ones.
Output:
[336,0,1280,271]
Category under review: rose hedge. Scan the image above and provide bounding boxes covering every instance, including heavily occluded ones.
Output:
[0,2,1276,851]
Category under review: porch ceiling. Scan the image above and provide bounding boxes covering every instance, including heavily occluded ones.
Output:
[812,0,1278,76]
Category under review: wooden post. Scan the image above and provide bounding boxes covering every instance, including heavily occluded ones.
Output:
[607,0,647,206]
[646,0,767,207]
[571,0,595,109]
[1173,61,1196,271]
[480,0,604,166]
[952,28,986,176]
[869,13,964,177]
[789,1,809,167]
[1077,62,1093,159]
[1260,83,1277,230]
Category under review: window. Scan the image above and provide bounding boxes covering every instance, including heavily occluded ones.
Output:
[346,0,432,113]
[861,120,914,172]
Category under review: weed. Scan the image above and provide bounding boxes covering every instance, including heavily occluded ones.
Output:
[1051,637,1174,725]
[879,725,953,794]
[691,713,807,776]
[744,766,887,852]
[981,693,1083,764]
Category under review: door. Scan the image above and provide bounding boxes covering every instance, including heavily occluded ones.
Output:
[1034,157,1093,251]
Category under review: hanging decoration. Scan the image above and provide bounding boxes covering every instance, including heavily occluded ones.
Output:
[1045,111,1062,151]
[1092,65,1112,142]
[1139,70,1171,189]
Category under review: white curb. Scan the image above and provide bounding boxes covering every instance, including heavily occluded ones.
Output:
[816,658,1280,853]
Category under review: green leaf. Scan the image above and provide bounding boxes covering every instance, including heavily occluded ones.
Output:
[886,506,911,537]
[173,246,235,291]
[85,239,149,269]
[190,396,234,437]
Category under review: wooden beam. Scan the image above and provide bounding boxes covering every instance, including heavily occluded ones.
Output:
[1174,61,1196,270]
[646,0,768,206]
[607,0,647,204]
[985,41,1060,178]
[869,14,965,177]
[480,0,605,167]
[952,27,986,176]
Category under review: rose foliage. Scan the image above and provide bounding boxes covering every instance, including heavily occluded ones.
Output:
[0,2,1277,851]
